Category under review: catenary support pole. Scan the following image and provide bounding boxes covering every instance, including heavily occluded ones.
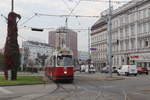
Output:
[11,0,14,12]
[88,27,91,59]
[108,0,112,77]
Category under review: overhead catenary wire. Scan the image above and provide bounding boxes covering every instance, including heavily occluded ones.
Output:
[80,0,133,4]
[23,25,89,30]
[19,13,38,26]
[62,0,81,25]
[35,13,100,18]
[68,0,81,16]
[62,0,72,13]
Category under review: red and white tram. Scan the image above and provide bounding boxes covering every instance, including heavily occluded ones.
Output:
[44,49,74,82]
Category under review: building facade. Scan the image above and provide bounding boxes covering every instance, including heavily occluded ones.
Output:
[91,17,107,71]
[78,51,89,61]
[49,27,78,59]
[22,41,53,68]
[91,0,150,71]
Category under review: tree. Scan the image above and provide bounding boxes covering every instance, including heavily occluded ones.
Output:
[36,53,48,66]
[28,59,34,68]
[4,12,21,80]
[23,47,30,68]
[0,53,4,70]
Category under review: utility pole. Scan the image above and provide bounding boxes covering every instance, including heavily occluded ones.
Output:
[88,27,91,59]
[64,17,68,48]
[11,0,14,12]
[108,0,112,77]
[88,27,91,73]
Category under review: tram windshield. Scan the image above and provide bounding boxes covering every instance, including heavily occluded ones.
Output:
[57,55,73,66]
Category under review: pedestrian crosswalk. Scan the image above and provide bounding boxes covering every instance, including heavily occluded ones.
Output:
[0,87,13,94]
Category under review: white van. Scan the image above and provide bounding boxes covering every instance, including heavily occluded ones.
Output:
[89,64,96,73]
[117,65,137,76]
[80,65,86,72]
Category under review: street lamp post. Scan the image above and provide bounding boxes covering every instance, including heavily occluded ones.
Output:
[108,0,112,77]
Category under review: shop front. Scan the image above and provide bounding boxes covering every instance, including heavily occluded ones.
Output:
[129,53,150,70]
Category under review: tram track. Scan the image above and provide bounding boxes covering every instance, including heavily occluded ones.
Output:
[32,75,138,100]
[76,75,129,100]
[31,76,82,100]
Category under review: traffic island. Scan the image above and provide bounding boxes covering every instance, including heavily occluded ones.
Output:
[0,76,45,86]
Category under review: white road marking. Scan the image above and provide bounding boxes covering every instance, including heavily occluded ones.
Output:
[122,90,127,100]
[0,87,13,94]
[12,93,45,100]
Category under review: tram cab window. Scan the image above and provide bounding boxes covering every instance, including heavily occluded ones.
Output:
[57,55,73,66]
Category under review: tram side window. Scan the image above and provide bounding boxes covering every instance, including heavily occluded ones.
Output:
[45,59,49,66]
[53,56,56,67]
[49,57,53,66]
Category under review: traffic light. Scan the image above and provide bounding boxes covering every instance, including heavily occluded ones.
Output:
[31,28,43,32]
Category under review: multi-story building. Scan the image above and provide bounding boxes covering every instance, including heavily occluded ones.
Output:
[49,27,78,59]
[91,17,107,71]
[91,0,150,70]
[22,41,53,68]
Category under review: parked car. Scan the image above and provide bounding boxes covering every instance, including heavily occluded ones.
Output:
[112,66,117,73]
[117,65,137,76]
[137,67,148,75]
[101,66,109,73]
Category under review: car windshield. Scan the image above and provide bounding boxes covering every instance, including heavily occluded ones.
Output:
[57,55,73,66]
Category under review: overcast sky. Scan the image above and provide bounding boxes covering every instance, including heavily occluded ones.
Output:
[0,0,130,51]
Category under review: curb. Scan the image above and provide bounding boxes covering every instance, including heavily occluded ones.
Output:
[76,74,125,81]
[0,83,47,87]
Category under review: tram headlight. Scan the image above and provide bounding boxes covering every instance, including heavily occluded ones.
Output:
[64,71,67,74]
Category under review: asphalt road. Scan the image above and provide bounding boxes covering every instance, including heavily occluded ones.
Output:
[0,73,150,100]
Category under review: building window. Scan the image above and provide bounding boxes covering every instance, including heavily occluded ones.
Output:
[139,39,142,49]
[143,9,147,18]
[125,41,129,51]
[130,24,135,35]
[148,8,150,17]
[120,41,123,50]
[125,15,129,24]
[139,10,143,19]
[138,24,142,33]
[143,23,147,33]
[131,40,135,50]
[120,16,123,26]
[125,26,129,36]
[144,40,149,47]
[148,22,150,32]
[120,28,123,37]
